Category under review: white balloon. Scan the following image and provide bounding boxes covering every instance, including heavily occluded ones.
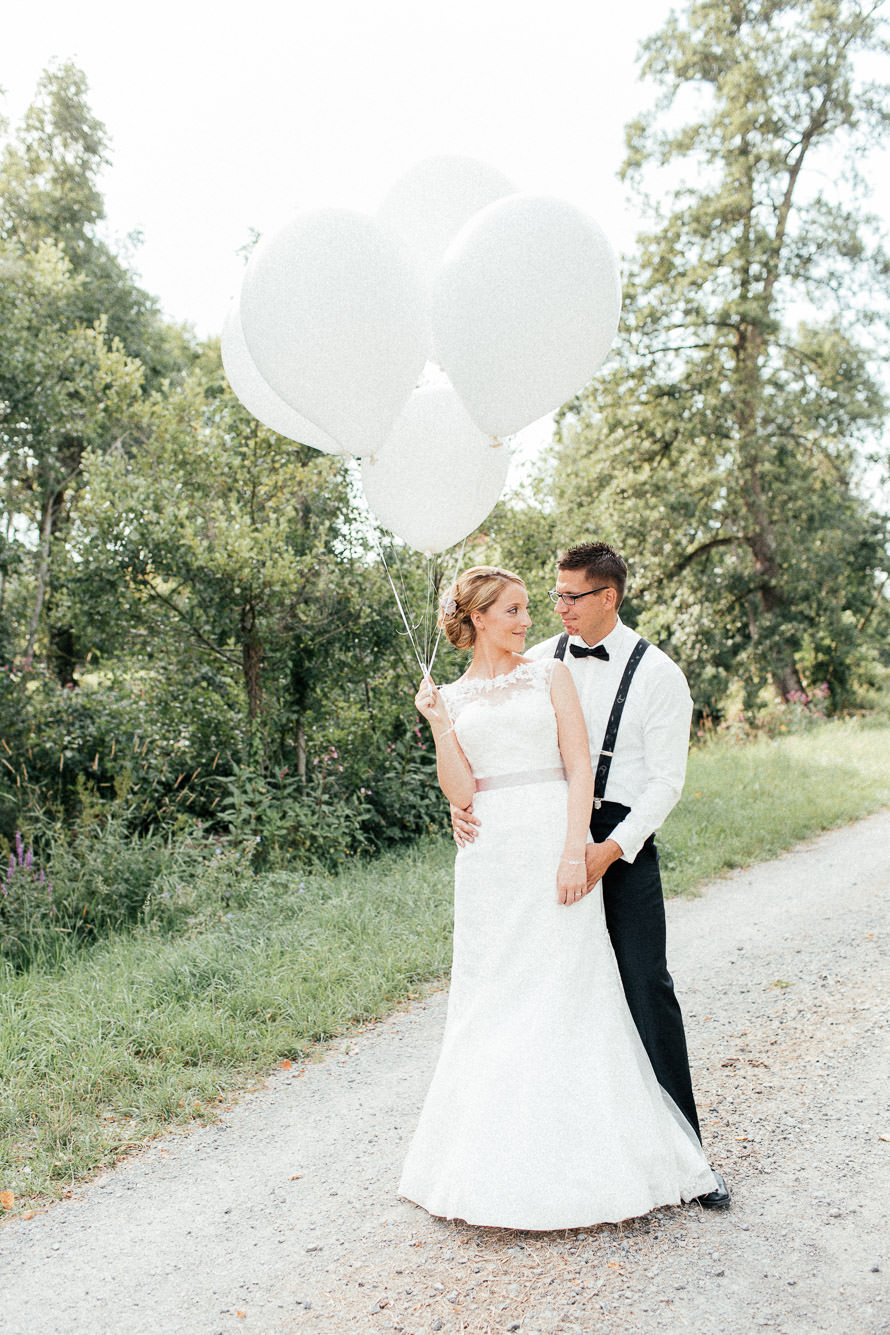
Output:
[240,209,429,457]
[431,194,622,438]
[377,156,517,289]
[220,300,343,453]
[361,384,510,554]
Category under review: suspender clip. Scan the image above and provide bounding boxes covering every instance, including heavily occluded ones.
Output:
[593,798,602,810]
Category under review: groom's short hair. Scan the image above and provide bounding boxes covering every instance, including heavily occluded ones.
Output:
[557,542,628,606]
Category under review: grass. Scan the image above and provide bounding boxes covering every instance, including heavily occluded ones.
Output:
[660,710,890,895]
[1,707,888,1212]
[1,836,455,1208]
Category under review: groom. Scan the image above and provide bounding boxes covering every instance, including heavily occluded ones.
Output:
[452,541,729,1209]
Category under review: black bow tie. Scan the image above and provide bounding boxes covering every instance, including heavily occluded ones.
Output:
[569,643,609,661]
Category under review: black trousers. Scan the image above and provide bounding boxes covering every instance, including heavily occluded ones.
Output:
[591,801,702,1141]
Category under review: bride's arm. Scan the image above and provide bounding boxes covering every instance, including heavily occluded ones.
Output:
[550,662,595,904]
[415,677,475,809]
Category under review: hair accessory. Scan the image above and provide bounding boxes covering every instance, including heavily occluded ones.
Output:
[440,592,458,616]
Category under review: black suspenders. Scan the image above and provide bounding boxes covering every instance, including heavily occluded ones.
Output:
[554,632,651,809]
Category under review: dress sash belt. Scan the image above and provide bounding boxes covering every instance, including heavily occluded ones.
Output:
[474,766,566,793]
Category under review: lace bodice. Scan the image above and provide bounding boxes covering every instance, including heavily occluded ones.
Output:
[440,658,561,780]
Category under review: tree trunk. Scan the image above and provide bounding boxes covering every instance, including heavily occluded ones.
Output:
[240,601,264,721]
[49,623,78,688]
[735,324,805,702]
[21,439,83,669]
[0,481,13,618]
[21,489,57,665]
[772,661,806,700]
[295,718,306,780]
[742,462,805,697]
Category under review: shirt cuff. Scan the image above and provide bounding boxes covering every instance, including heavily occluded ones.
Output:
[608,816,648,864]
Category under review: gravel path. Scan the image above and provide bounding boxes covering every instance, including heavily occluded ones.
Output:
[2,811,889,1335]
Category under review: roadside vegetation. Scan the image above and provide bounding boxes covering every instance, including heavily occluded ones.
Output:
[660,691,890,896]
[2,693,888,1211]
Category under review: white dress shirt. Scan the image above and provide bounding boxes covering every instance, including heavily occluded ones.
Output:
[526,618,693,862]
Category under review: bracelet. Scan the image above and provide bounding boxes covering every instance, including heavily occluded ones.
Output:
[437,725,455,738]
[560,858,583,865]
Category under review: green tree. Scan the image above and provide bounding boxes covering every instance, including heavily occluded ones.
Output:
[59,350,447,856]
[71,350,420,756]
[0,63,195,678]
[0,61,193,384]
[0,239,147,673]
[552,0,890,711]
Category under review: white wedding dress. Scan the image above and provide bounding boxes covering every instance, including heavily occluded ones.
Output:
[399,658,717,1230]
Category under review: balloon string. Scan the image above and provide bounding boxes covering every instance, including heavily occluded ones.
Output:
[425,554,435,670]
[372,533,468,683]
[374,535,428,678]
[424,537,467,678]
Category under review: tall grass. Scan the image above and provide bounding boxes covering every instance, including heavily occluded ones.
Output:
[1,709,888,1210]
[1,838,454,1205]
[660,711,890,895]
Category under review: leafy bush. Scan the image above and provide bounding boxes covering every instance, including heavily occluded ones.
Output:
[359,727,448,847]
[755,683,831,736]
[0,793,250,970]
[693,682,833,746]
[214,754,375,870]
[212,718,449,871]
[0,661,450,874]
[0,663,241,840]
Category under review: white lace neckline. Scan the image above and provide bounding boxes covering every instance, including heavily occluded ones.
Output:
[445,659,544,697]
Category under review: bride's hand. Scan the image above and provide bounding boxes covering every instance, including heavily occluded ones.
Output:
[557,856,587,906]
[415,675,451,733]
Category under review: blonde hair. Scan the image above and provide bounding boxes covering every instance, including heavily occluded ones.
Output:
[439,566,527,650]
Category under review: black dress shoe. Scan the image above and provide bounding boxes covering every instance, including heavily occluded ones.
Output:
[696,1171,730,1209]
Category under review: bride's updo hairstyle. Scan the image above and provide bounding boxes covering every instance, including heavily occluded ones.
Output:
[439,566,526,650]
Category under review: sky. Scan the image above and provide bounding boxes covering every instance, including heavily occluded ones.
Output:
[3,0,685,339]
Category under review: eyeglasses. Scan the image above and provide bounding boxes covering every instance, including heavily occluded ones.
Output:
[547,585,610,607]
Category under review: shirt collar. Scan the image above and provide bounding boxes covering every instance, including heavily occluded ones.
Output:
[570,616,625,653]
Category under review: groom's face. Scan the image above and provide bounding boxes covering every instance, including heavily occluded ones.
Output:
[553,569,618,646]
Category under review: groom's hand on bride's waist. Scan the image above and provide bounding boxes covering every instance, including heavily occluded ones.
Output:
[585,839,623,889]
[451,802,480,846]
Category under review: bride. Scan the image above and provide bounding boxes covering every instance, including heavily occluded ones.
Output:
[399,566,717,1230]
